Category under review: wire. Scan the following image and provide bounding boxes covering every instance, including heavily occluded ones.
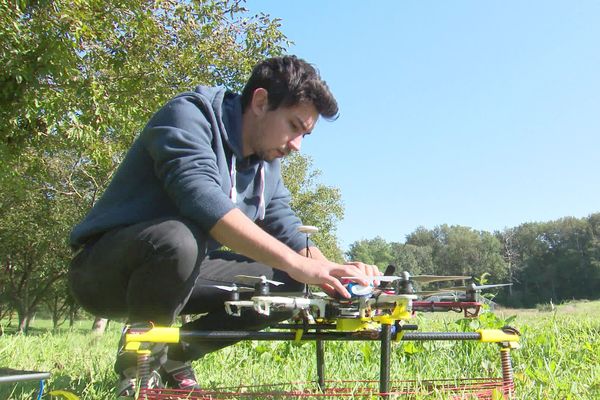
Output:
[37,379,44,400]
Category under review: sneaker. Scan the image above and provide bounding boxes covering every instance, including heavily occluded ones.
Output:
[162,360,201,391]
[115,323,167,397]
[117,367,163,398]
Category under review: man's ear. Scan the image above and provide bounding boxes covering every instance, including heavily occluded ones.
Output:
[251,88,269,116]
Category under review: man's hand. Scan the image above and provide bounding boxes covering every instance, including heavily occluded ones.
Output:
[297,247,382,297]
[344,261,383,286]
[284,256,372,298]
[210,209,380,299]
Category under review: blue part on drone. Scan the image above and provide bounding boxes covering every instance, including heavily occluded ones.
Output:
[346,282,374,297]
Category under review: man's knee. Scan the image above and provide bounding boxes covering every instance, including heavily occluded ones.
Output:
[140,218,205,269]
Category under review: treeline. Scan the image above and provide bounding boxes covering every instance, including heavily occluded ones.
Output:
[347,213,600,307]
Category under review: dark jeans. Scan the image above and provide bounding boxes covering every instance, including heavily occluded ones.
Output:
[68,217,304,362]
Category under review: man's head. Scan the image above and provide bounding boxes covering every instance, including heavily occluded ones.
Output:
[241,55,338,119]
[241,56,338,161]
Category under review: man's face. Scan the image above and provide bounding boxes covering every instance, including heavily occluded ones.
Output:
[252,101,319,161]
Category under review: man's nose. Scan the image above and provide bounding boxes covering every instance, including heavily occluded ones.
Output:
[288,135,303,152]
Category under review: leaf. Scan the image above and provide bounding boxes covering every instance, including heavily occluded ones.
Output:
[48,390,80,399]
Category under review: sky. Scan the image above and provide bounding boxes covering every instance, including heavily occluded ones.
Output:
[244,1,600,251]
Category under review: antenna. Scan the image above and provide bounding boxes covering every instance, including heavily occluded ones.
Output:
[299,225,319,296]
[298,225,318,258]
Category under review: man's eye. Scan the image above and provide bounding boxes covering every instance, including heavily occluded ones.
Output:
[302,132,311,138]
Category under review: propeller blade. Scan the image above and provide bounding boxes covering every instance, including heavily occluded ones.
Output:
[435,283,513,292]
[470,283,513,291]
[414,284,473,296]
[341,276,400,282]
[213,285,254,292]
[234,275,285,286]
[416,289,462,297]
[411,275,471,284]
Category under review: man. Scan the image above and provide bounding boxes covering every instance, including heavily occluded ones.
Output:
[68,55,380,396]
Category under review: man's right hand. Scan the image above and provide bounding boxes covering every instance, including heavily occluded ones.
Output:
[284,255,371,298]
[210,208,371,298]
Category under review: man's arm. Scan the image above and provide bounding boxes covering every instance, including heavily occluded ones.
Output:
[209,208,374,298]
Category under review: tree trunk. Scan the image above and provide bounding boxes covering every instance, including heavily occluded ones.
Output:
[52,311,60,332]
[91,317,109,334]
[17,312,29,334]
[69,310,77,328]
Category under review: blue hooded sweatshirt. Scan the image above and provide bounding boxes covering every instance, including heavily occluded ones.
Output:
[70,86,308,252]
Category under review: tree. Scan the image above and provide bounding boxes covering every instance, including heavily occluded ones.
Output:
[346,238,435,276]
[346,237,394,268]
[389,242,435,276]
[1,0,289,157]
[0,0,290,331]
[496,215,600,307]
[407,225,508,281]
[495,227,520,296]
[281,152,345,262]
[0,171,74,333]
[44,279,80,331]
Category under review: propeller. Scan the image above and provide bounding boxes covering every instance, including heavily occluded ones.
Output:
[212,284,254,293]
[418,283,513,299]
[234,275,285,286]
[410,274,471,284]
[416,289,464,297]
[341,274,470,284]
[341,276,401,283]
[203,283,254,301]
[456,283,513,291]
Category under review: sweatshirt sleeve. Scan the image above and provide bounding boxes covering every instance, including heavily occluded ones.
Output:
[141,95,235,232]
[260,177,314,252]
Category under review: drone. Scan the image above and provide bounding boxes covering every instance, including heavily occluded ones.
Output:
[120,226,520,397]
[212,266,512,331]
[214,226,511,327]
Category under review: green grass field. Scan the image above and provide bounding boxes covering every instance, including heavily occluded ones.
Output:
[1,300,599,399]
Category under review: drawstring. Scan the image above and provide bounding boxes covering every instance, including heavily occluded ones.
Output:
[229,154,237,204]
[230,154,265,220]
[258,164,265,220]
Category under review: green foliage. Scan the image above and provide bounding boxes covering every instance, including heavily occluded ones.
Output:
[498,214,600,306]
[454,306,517,332]
[0,0,290,329]
[1,0,288,157]
[349,214,600,307]
[350,225,508,281]
[346,237,393,267]
[281,152,344,261]
[0,158,76,332]
[405,224,508,281]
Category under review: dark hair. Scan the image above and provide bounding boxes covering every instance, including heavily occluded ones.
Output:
[241,55,338,120]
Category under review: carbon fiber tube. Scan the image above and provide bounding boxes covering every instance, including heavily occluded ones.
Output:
[401,332,481,341]
[380,324,392,396]
[272,323,338,330]
[179,330,482,342]
[316,339,325,390]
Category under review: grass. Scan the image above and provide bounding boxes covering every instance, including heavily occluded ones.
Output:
[1,300,599,399]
